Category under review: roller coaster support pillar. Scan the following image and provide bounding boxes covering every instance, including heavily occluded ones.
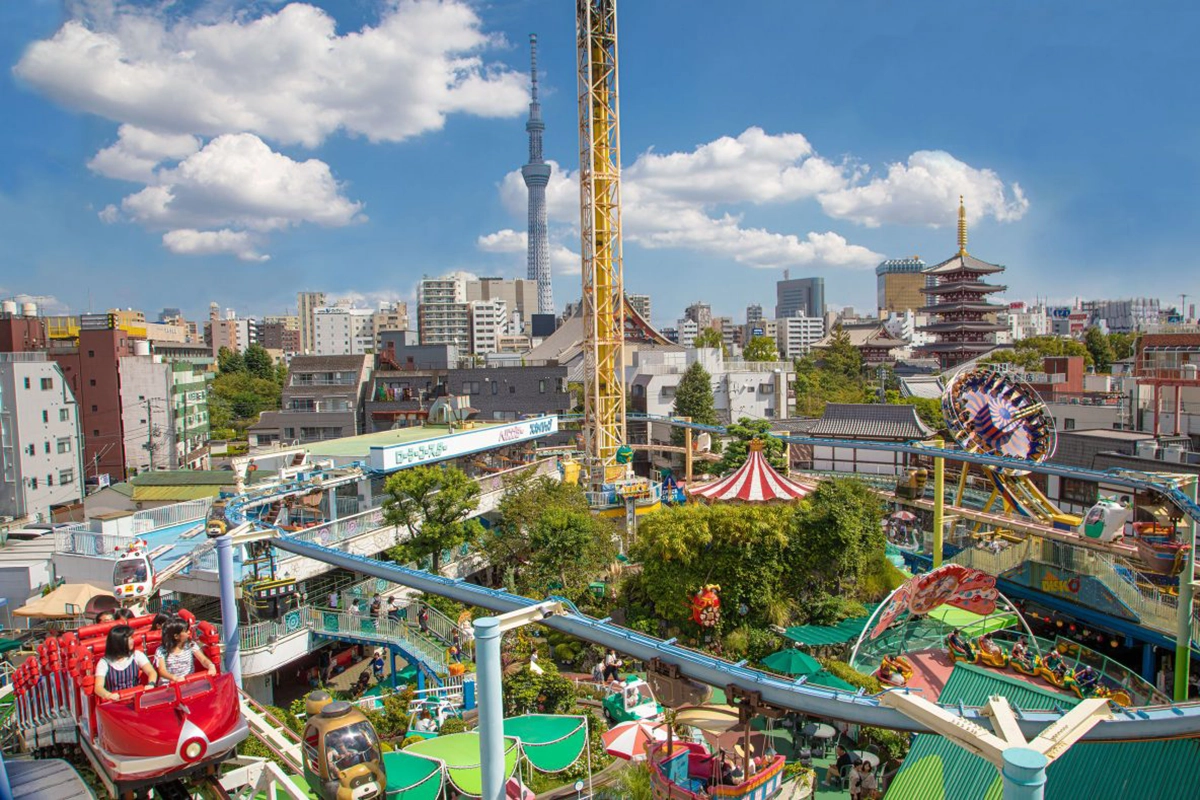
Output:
[933,439,945,568]
[1001,748,1048,800]
[684,417,693,483]
[327,489,338,522]
[0,748,13,800]
[475,617,506,800]
[1173,477,1198,701]
[216,533,243,689]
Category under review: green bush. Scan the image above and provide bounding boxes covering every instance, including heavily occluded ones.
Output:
[744,628,783,663]
[819,659,882,693]
[439,717,469,735]
[401,735,424,749]
[859,552,907,600]
[722,627,750,659]
[860,726,911,761]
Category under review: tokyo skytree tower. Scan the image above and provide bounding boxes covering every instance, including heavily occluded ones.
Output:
[522,34,554,315]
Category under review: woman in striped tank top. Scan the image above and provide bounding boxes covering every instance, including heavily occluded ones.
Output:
[94,625,158,700]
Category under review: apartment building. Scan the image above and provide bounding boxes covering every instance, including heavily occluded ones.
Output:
[313,305,376,355]
[248,354,373,446]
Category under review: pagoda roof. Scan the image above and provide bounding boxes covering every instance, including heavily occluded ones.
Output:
[918,342,1000,353]
[921,281,1007,296]
[918,301,1006,314]
[919,321,1009,334]
[923,252,1005,276]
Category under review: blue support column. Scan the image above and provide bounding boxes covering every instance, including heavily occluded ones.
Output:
[215,534,243,688]
[475,617,505,800]
[0,748,14,800]
[1001,748,1047,800]
[390,649,398,690]
[1142,643,1156,683]
[328,488,338,522]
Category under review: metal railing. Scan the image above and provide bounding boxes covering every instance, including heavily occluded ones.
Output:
[949,539,1033,577]
[54,527,130,557]
[335,497,361,518]
[301,607,448,675]
[132,498,213,533]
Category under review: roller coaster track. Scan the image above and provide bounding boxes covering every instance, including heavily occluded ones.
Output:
[238,692,303,773]
[270,535,1200,742]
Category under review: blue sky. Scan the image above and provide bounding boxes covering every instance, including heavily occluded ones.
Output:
[1,0,1198,327]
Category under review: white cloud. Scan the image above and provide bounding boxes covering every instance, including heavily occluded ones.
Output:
[88,124,200,182]
[488,129,1026,272]
[114,133,362,237]
[15,1,527,148]
[817,150,1029,227]
[162,228,268,261]
[477,228,581,276]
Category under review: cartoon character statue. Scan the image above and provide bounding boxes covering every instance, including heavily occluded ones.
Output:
[691,584,721,628]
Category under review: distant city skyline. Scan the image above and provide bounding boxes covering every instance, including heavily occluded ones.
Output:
[2,2,1198,325]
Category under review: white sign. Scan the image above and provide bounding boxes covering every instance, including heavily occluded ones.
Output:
[368,416,559,473]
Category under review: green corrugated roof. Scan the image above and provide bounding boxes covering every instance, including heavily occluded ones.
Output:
[885,663,1200,799]
[783,604,880,647]
[129,470,235,486]
[130,485,225,502]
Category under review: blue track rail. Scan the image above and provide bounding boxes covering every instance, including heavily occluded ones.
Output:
[271,535,1200,742]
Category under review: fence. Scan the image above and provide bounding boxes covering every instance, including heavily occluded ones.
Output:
[131,498,213,534]
[301,607,449,675]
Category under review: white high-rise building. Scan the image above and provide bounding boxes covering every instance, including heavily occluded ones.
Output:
[469,300,509,355]
[0,353,83,522]
[312,305,376,355]
[676,319,700,347]
[298,291,326,354]
[775,315,825,359]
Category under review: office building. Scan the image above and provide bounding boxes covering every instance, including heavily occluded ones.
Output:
[465,278,537,333]
[298,291,326,354]
[468,300,509,355]
[258,320,302,354]
[683,302,713,329]
[117,356,211,473]
[0,353,83,522]
[372,302,409,351]
[419,275,471,350]
[875,257,928,314]
[628,294,652,323]
[0,301,48,353]
[205,304,256,356]
[775,275,825,320]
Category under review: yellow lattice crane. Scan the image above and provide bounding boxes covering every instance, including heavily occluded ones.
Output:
[577,0,628,489]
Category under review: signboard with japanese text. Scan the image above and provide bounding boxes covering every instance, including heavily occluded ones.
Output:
[368,416,558,473]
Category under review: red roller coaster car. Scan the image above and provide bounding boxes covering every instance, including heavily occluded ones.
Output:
[11,612,248,796]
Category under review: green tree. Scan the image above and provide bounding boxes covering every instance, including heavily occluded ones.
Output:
[693,328,728,356]
[671,361,718,447]
[217,346,246,375]
[887,394,944,430]
[819,323,862,381]
[1084,326,1114,373]
[382,465,482,575]
[981,335,1091,370]
[716,417,787,474]
[792,354,870,418]
[208,371,284,435]
[243,343,276,381]
[787,478,885,600]
[742,335,779,362]
[527,508,616,598]
[1108,332,1139,362]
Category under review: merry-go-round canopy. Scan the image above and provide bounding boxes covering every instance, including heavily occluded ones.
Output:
[688,440,814,503]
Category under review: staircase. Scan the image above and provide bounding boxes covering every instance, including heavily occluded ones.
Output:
[302,607,450,678]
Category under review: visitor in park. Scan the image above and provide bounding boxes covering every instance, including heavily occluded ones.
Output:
[150,612,172,632]
[602,649,623,683]
[879,662,904,687]
[349,599,362,619]
[94,610,116,625]
[418,605,430,634]
[94,625,158,700]
[114,607,135,621]
[414,712,436,733]
[849,760,878,800]
[328,590,339,609]
[370,593,382,617]
[155,617,217,683]
[1011,636,1031,668]
[371,649,385,684]
[979,633,1001,657]
[947,628,971,657]
[387,596,402,623]
[1044,649,1067,679]
[1075,664,1100,692]
[824,746,860,788]
[590,660,604,685]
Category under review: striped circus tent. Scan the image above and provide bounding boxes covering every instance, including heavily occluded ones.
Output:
[689,440,814,503]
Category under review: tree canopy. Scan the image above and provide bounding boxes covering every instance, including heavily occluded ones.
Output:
[981,335,1091,370]
[243,343,276,381]
[786,478,886,601]
[381,465,482,575]
[692,328,728,356]
[716,417,787,473]
[210,345,286,438]
[671,361,717,447]
[742,335,779,362]
[818,323,863,381]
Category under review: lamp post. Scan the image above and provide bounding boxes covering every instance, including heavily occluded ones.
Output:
[477,601,565,800]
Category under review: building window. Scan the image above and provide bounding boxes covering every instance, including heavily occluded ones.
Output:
[42,410,49,423]
[1064,418,1076,430]
[44,442,50,454]
[92,429,99,437]
[23,378,30,389]
[539,379,546,394]
[26,445,34,456]
[57,438,71,454]
[29,477,37,489]
[1061,477,1097,506]
[89,379,96,387]
[59,469,74,485]
[88,350,94,358]
[59,409,70,422]
[91,405,98,412]
[509,386,516,394]
[41,378,53,390]
[47,474,53,486]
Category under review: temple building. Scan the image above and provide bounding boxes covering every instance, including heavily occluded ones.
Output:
[917,198,1008,369]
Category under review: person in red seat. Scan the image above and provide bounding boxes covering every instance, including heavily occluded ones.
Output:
[154,618,217,683]
[94,625,158,700]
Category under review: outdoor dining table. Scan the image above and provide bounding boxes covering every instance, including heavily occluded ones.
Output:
[852,750,881,769]
[800,722,836,748]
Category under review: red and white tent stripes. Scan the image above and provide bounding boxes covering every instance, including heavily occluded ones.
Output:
[688,447,814,502]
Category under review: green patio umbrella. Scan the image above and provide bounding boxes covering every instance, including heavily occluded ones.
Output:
[761,648,823,676]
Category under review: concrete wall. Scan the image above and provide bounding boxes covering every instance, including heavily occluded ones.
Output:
[119,356,173,473]
[0,561,52,626]
[812,444,907,474]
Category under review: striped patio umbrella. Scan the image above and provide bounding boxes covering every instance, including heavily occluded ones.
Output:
[602,720,668,761]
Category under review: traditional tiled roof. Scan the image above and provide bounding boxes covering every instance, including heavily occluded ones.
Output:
[922,252,1005,276]
[921,281,1007,296]
[806,403,934,440]
[812,323,906,351]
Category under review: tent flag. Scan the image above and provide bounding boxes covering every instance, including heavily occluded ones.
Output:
[503,715,588,773]
[381,751,444,800]
[404,733,519,797]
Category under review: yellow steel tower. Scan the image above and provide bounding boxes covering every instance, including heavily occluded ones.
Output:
[577,0,626,487]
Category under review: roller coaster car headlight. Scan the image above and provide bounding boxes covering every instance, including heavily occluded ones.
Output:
[181,737,207,762]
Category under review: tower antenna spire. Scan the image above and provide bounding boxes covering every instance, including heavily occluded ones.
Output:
[530,33,539,105]
[958,195,968,255]
[522,33,553,315]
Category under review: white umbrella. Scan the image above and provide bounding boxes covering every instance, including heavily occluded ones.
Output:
[602,720,668,761]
